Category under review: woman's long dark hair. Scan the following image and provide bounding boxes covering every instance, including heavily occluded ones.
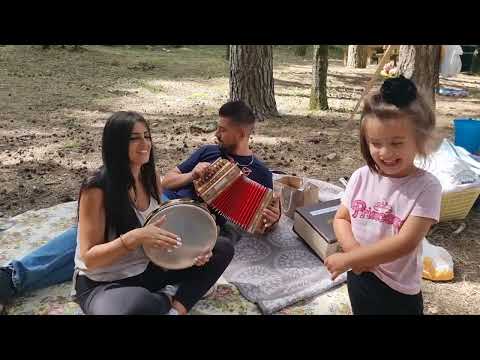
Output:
[78,111,160,239]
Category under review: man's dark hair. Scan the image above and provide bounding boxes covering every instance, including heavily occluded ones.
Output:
[218,100,255,126]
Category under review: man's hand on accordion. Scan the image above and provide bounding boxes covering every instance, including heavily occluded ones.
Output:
[191,162,211,181]
[256,194,281,234]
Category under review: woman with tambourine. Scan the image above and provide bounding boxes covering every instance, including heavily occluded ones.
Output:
[72,111,234,315]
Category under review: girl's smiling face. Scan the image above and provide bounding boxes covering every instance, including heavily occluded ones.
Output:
[365,116,419,178]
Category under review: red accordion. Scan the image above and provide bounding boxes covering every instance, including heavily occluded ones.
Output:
[193,158,273,233]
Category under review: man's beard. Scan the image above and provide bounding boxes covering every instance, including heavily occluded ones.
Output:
[218,141,235,154]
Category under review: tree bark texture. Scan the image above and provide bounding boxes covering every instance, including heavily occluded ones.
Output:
[310,45,329,110]
[229,45,278,121]
[347,45,367,68]
[397,45,441,108]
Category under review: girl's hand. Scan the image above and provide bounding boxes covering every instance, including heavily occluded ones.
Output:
[137,215,182,250]
[324,253,351,280]
[193,250,213,266]
[352,266,373,275]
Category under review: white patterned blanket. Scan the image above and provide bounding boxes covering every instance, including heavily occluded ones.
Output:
[0,202,351,315]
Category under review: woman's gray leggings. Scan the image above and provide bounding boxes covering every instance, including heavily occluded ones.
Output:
[74,237,234,315]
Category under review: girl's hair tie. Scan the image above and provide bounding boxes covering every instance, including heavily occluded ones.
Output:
[380,75,417,108]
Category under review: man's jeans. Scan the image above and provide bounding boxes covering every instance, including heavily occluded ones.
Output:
[8,226,77,294]
[7,194,170,295]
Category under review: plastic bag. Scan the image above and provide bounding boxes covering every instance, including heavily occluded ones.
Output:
[422,238,454,281]
[274,175,319,218]
[440,45,463,77]
[414,139,480,192]
[437,87,468,97]
[381,61,398,78]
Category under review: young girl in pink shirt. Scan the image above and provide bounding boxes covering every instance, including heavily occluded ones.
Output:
[325,76,442,315]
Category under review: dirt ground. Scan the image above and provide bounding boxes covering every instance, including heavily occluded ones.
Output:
[1,45,479,314]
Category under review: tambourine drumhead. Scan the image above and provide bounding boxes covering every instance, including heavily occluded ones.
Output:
[142,200,218,270]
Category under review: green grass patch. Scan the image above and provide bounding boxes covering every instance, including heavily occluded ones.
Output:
[86,45,229,80]
[140,80,164,93]
[63,141,78,150]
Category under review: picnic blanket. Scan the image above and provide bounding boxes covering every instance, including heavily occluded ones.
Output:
[223,216,347,314]
[0,202,351,315]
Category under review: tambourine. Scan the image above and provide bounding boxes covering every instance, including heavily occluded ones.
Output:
[142,199,218,269]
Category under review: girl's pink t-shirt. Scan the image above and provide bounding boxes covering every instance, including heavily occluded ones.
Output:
[342,166,442,295]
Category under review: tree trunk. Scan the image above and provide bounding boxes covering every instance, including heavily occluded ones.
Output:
[347,45,367,68]
[397,45,441,108]
[310,45,329,110]
[229,45,278,121]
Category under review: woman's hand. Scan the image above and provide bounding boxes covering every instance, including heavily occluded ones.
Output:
[135,215,182,251]
[193,249,213,266]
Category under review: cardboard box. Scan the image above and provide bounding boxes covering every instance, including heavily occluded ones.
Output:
[293,199,341,261]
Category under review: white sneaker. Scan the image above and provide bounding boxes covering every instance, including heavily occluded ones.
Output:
[161,283,215,300]
[161,284,179,298]
[167,307,180,315]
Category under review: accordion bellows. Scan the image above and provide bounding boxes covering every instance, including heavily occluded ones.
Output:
[194,158,273,233]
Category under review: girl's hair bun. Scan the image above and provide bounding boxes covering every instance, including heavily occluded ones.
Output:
[380,75,417,108]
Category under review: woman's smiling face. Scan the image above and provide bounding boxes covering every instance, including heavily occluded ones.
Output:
[128,121,152,166]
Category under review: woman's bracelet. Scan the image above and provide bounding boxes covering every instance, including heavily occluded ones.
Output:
[120,234,135,251]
